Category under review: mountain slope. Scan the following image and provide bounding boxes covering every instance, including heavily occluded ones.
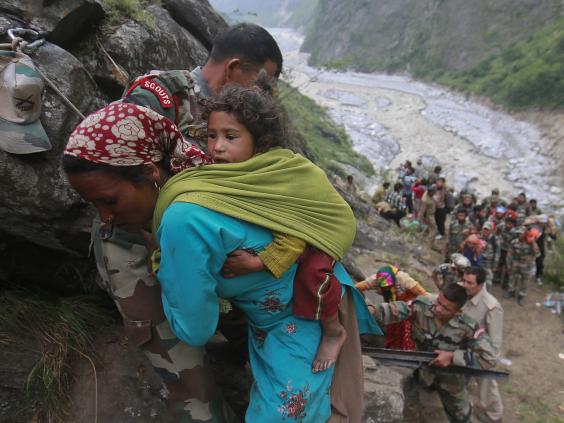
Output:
[303,0,563,73]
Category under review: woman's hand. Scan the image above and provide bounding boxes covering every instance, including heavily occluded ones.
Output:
[221,249,265,278]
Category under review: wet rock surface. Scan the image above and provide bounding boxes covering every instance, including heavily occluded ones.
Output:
[0,0,224,286]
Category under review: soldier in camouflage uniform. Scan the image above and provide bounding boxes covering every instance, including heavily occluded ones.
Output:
[90,23,283,422]
[504,227,540,305]
[495,217,517,288]
[445,209,471,259]
[371,284,497,423]
[480,221,499,292]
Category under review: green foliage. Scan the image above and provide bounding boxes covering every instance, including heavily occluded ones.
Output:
[286,0,319,29]
[437,17,564,109]
[103,0,158,28]
[278,82,375,176]
[0,287,117,422]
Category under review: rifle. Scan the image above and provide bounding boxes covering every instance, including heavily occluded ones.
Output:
[362,347,509,380]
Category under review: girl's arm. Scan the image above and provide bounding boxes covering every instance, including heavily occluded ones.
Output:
[222,233,306,279]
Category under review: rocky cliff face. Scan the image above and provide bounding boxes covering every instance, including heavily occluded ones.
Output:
[303,0,563,72]
[0,0,226,290]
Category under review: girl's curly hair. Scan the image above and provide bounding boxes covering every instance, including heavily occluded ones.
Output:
[201,70,287,153]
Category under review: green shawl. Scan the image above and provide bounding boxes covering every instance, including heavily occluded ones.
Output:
[152,149,356,259]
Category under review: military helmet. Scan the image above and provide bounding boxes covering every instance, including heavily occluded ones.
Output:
[450,253,471,270]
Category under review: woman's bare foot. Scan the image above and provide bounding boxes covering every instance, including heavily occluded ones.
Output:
[312,320,347,373]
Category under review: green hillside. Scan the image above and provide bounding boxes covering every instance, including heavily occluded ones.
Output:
[436,17,564,109]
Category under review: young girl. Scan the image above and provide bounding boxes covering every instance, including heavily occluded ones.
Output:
[201,77,347,373]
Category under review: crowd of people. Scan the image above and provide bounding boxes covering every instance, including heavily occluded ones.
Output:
[367,159,561,423]
[54,20,561,423]
[374,159,559,306]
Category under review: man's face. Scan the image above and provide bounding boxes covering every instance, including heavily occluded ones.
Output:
[517,194,526,204]
[461,273,482,298]
[481,227,491,239]
[457,212,466,223]
[432,292,461,323]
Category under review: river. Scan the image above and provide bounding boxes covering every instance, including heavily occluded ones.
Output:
[270,28,562,212]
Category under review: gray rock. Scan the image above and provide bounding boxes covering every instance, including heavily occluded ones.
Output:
[46,0,105,49]
[0,0,104,45]
[363,355,406,423]
[0,41,104,254]
[163,0,228,49]
[75,5,208,99]
[0,337,42,422]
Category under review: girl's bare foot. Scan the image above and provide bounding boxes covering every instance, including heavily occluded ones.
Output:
[312,323,347,373]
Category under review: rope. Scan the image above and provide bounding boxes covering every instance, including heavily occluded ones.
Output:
[96,38,129,92]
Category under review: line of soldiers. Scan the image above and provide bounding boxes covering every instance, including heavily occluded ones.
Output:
[440,188,558,306]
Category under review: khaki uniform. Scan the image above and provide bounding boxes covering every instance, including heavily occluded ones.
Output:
[462,287,504,422]
[420,191,438,237]
[371,186,388,206]
[507,238,540,297]
[375,296,497,423]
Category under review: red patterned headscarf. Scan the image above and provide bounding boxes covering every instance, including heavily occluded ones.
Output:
[65,101,211,173]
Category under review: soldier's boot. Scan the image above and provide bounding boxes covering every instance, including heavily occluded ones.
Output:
[503,290,515,299]
[518,295,526,306]
[435,376,472,423]
[476,410,502,423]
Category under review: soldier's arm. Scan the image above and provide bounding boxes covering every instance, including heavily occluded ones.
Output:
[452,329,497,370]
[372,300,414,325]
[121,78,177,123]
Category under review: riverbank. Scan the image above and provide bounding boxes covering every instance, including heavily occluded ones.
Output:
[271,28,564,214]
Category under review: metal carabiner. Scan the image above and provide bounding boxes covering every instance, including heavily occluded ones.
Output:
[7,28,45,51]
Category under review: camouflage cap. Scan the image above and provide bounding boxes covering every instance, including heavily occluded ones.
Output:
[482,221,494,231]
[0,50,51,154]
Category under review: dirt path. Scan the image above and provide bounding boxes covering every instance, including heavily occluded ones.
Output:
[495,282,564,422]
